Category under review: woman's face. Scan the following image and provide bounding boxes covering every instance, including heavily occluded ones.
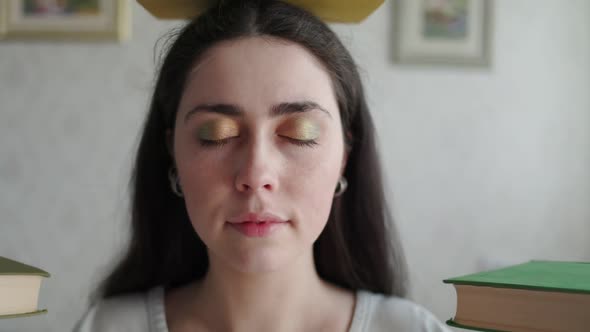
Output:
[172,36,346,274]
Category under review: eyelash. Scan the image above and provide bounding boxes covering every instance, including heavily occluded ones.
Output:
[199,136,319,148]
[199,138,232,148]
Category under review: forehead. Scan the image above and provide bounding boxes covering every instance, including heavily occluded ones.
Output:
[180,36,338,115]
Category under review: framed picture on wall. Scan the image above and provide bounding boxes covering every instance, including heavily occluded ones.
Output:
[0,0,130,41]
[393,0,492,66]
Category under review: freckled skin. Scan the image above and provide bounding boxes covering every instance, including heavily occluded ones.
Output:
[172,36,347,274]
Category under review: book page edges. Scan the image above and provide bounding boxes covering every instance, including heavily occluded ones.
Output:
[0,275,43,316]
[452,284,590,332]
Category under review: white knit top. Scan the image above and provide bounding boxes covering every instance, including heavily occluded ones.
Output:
[73,286,452,332]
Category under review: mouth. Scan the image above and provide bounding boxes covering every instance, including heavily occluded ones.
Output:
[227,211,288,224]
[227,212,289,237]
[227,220,288,237]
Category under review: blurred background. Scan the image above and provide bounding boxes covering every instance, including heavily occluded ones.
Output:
[0,0,588,331]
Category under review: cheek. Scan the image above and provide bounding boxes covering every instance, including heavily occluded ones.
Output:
[286,147,342,237]
[176,153,231,237]
[301,183,336,238]
[174,131,229,202]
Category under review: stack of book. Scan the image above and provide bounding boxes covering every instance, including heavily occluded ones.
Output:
[0,256,50,319]
[444,260,590,332]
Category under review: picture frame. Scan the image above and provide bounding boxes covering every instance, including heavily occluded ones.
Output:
[393,0,492,66]
[0,0,131,41]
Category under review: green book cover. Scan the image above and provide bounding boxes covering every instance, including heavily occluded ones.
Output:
[0,256,50,277]
[445,319,508,332]
[0,310,48,319]
[443,260,590,294]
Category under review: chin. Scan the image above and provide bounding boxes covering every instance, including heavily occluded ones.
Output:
[236,249,294,274]
[218,245,300,275]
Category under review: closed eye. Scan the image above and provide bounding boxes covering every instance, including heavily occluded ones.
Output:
[280,136,319,148]
[199,136,318,148]
[199,137,234,148]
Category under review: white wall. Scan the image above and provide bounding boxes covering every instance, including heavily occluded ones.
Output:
[1,1,588,331]
[331,0,590,325]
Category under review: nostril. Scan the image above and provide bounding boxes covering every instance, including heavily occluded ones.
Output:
[236,180,274,192]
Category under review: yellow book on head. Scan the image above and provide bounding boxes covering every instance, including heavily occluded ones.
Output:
[137,0,384,23]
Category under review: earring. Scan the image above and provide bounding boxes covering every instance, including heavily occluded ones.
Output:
[168,167,184,197]
[334,176,348,197]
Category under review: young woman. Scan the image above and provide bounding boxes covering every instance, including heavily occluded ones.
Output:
[74,1,450,331]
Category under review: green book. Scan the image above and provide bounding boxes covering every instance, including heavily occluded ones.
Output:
[0,256,50,319]
[443,261,590,332]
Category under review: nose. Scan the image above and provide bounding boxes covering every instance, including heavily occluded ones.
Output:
[234,139,279,194]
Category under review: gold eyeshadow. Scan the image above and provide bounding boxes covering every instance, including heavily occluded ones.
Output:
[280,118,321,140]
[197,119,240,140]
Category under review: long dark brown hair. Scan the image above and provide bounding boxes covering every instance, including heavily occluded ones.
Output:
[91,0,407,304]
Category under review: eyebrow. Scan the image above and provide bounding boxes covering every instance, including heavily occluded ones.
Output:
[183,101,332,124]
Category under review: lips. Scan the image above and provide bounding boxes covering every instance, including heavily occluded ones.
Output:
[227,212,288,237]
[227,212,287,224]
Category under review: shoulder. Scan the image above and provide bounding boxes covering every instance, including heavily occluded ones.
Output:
[354,291,452,332]
[72,287,161,332]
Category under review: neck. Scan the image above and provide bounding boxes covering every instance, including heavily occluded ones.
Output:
[191,250,332,332]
